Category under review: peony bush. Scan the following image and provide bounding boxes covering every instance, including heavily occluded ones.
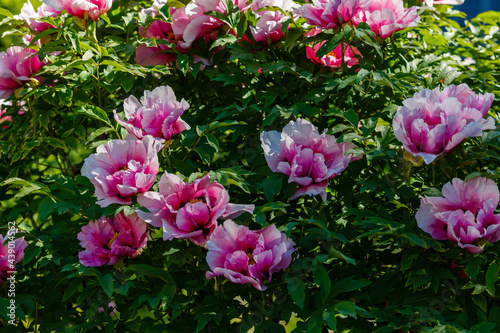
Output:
[1,0,500,331]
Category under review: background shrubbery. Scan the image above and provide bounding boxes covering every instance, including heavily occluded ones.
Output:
[1,0,500,332]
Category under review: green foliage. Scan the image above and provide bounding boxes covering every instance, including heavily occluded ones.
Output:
[1,1,500,332]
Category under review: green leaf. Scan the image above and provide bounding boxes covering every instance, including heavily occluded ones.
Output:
[127,264,175,284]
[259,174,282,202]
[467,257,482,280]
[306,310,324,333]
[472,294,488,313]
[177,53,189,75]
[486,263,500,296]
[316,32,344,59]
[210,34,238,50]
[62,278,82,301]
[403,232,427,247]
[323,307,337,330]
[470,322,497,333]
[98,274,114,297]
[0,8,13,17]
[23,244,42,265]
[286,274,305,309]
[313,263,331,302]
[335,301,357,318]
[330,276,371,298]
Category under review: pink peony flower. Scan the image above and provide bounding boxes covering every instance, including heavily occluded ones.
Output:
[0,232,28,284]
[137,173,254,246]
[171,0,246,48]
[17,1,60,32]
[393,84,495,164]
[261,118,361,201]
[43,0,112,21]
[306,41,359,69]
[416,177,500,253]
[77,212,148,266]
[296,0,371,30]
[248,0,299,45]
[205,220,295,290]
[353,0,420,38]
[0,46,43,99]
[135,21,183,66]
[114,85,190,142]
[81,135,162,207]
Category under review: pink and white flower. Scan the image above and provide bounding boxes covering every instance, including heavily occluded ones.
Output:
[0,232,28,284]
[248,0,299,45]
[261,118,361,201]
[171,0,246,48]
[114,86,190,142]
[353,0,420,38]
[81,135,162,207]
[43,0,112,21]
[17,1,60,32]
[137,173,254,246]
[297,0,371,30]
[205,220,295,290]
[77,212,148,266]
[416,177,500,253]
[393,84,495,164]
[0,46,43,99]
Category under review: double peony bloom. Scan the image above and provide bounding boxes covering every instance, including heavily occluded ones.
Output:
[114,85,191,143]
[43,0,112,21]
[261,118,360,201]
[416,177,500,253]
[206,220,295,290]
[137,173,254,246]
[81,135,162,207]
[77,213,149,266]
[298,0,419,39]
[0,46,44,99]
[393,84,495,164]
[0,233,28,284]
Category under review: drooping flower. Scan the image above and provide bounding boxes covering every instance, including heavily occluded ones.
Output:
[81,135,162,207]
[393,84,495,164]
[137,173,254,246]
[261,118,361,201]
[205,220,295,291]
[171,0,246,48]
[416,177,500,253]
[353,0,420,38]
[77,212,148,266]
[296,0,371,30]
[16,1,60,32]
[114,85,190,142]
[306,41,359,69]
[43,0,112,21]
[0,46,43,99]
[0,232,28,284]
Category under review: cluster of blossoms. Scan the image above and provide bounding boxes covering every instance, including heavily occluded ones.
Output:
[298,0,420,39]
[261,118,361,201]
[79,85,294,289]
[416,177,500,253]
[393,83,495,164]
[42,0,112,21]
[391,84,500,252]
[0,233,28,284]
